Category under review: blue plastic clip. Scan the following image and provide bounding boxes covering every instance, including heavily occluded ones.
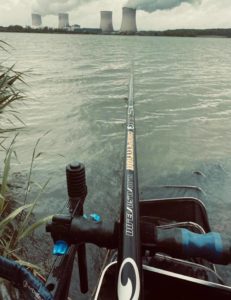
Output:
[90,213,101,222]
[53,240,69,256]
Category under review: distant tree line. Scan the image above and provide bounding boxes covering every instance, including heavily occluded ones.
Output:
[0,25,66,33]
[0,25,101,35]
[138,28,231,38]
[0,25,231,37]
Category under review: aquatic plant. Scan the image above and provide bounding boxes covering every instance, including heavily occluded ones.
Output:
[0,135,53,269]
[0,40,25,133]
[0,41,52,273]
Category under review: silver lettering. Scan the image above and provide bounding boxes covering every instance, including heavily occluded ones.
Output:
[125,173,134,236]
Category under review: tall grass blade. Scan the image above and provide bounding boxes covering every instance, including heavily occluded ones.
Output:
[20,178,50,235]
[0,204,32,229]
[18,215,53,241]
[0,148,13,199]
[0,194,5,214]
[24,132,50,204]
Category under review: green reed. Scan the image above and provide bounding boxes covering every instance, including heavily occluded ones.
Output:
[0,41,53,272]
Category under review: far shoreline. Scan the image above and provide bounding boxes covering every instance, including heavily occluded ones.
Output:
[0,25,231,38]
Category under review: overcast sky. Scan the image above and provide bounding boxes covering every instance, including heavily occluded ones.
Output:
[0,0,231,30]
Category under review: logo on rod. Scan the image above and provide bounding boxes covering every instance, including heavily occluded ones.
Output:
[117,258,140,300]
[126,131,134,171]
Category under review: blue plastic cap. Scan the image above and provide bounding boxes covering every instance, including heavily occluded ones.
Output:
[90,213,101,222]
[53,240,69,256]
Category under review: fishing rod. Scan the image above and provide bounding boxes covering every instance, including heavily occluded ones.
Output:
[117,70,142,300]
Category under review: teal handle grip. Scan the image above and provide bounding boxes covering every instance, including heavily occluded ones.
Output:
[181,229,223,262]
[148,225,230,264]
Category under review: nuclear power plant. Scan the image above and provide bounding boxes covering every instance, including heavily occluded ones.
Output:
[58,13,69,29]
[30,7,139,35]
[32,13,42,27]
[120,7,137,33]
[100,11,114,32]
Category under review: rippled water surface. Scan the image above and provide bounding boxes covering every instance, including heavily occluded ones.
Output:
[1,32,231,297]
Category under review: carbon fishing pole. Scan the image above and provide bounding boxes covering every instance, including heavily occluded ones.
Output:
[117,70,142,300]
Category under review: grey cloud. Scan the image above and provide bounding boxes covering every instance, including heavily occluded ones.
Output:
[125,0,201,12]
[32,0,96,16]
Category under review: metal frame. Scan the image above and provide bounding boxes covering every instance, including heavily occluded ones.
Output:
[93,260,231,299]
[45,246,77,299]
[140,197,211,232]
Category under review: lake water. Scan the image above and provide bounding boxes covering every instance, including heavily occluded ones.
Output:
[1,32,231,298]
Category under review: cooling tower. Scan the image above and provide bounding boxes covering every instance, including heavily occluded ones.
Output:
[32,13,42,27]
[120,7,137,33]
[100,11,114,32]
[58,13,69,29]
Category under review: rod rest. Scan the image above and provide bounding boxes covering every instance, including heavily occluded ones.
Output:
[46,216,231,265]
[46,214,118,249]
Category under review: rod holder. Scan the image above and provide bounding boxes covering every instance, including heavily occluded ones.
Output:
[66,162,88,294]
[66,162,87,214]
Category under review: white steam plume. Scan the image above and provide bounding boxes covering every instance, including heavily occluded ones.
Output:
[32,0,95,16]
[125,0,201,12]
